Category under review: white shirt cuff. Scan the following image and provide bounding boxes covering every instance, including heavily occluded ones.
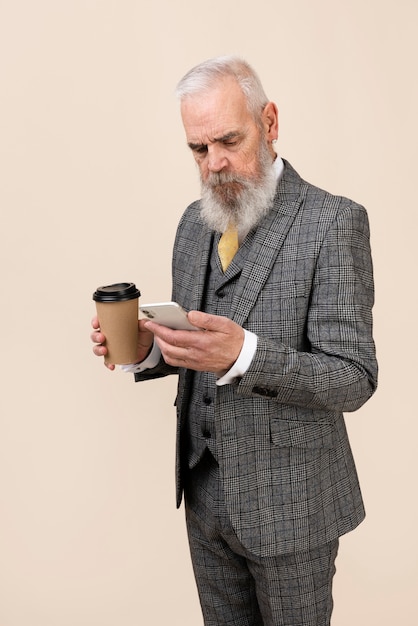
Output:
[120,341,162,374]
[216,330,258,386]
[120,329,258,382]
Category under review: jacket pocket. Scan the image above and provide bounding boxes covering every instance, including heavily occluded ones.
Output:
[270,418,335,449]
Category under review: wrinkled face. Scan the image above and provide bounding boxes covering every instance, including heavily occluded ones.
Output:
[180,76,279,233]
[181,77,267,182]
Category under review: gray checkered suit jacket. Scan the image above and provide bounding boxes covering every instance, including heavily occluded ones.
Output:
[135,160,378,557]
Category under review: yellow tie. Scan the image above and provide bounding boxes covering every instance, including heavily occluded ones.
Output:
[218,225,239,272]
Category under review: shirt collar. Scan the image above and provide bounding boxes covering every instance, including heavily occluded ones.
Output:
[273,154,284,181]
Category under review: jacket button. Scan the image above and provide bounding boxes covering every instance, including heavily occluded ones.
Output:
[202,428,211,439]
[203,395,212,405]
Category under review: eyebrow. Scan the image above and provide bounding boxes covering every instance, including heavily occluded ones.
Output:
[187,131,241,151]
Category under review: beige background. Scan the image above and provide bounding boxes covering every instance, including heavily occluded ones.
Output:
[0,0,416,624]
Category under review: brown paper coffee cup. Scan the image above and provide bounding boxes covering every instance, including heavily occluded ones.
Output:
[93,283,141,365]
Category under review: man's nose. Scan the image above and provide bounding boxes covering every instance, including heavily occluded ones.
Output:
[207,145,228,172]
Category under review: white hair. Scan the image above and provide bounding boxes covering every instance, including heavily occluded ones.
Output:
[175,55,269,121]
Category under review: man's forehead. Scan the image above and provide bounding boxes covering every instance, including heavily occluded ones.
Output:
[181,80,251,141]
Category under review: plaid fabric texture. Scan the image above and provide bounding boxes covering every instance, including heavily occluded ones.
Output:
[185,451,338,626]
[135,160,378,558]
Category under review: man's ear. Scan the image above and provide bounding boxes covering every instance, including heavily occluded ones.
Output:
[262,101,279,143]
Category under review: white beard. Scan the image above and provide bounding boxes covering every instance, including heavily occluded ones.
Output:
[199,141,278,238]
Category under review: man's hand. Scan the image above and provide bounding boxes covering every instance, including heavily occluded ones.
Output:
[90,316,154,370]
[144,310,244,376]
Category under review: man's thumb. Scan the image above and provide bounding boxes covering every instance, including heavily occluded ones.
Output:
[188,310,224,331]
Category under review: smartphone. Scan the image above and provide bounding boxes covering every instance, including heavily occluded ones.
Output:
[139,301,198,330]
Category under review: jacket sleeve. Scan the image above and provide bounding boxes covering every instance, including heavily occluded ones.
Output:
[236,203,378,413]
[134,359,178,383]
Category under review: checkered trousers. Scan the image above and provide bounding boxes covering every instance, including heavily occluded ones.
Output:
[185,451,339,626]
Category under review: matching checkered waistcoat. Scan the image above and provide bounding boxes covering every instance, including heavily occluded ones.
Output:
[186,232,252,469]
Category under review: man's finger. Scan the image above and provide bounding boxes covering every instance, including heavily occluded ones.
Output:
[187,311,228,332]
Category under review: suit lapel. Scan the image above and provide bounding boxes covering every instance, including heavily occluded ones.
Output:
[189,226,213,311]
[230,161,308,325]
[176,228,212,431]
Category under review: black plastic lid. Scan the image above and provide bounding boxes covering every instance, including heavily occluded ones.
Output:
[93,282,141,303]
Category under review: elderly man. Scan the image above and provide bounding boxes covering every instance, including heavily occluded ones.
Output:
[91,56,378,625]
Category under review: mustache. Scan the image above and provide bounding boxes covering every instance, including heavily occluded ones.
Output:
[202,172,251,201]
[202,174,248,207]
[204,171,249,187]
